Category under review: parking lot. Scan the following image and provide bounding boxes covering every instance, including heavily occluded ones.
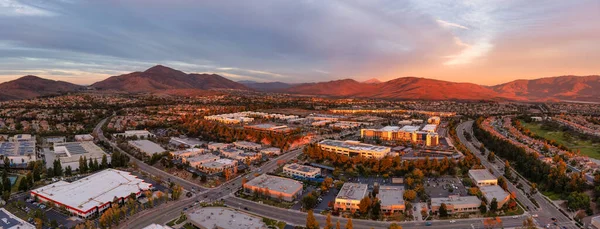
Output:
[424,176,467,198]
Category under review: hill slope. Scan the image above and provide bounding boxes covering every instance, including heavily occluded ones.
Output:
[92,65,249,92]
[492,75,600,102]
[239,81,294,91]
[0,75,83,101]
[284,77,505,100]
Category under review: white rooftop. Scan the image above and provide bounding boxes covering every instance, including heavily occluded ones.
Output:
[129,140,166,155]
[377,186,404,206]
[245,174,303,196]
[187,207,266,229]
[431,195,480,206]
[142,224,172,229]
[31,169,152,213]
[336,183,368,201]
[319,140,390,153]
[421,124,438,132]
[469,169,497,181]
[480,185,510,202]
[400,125,421,132]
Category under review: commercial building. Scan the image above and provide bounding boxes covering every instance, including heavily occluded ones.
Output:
[48,141,109,170]
[480,185,510,208]
[428,116,441,125]
[74,134,94,142]
[243,174,303,202]
[128,140,166,156]
[183,154,220,168]
[377,186,405,213]
[42,136,66,146]
[430,195,481,214]
[283,163,321,179]
[221,148,261,162]
[0,134,36,166]
[0,208,35,229]
[186,207,267,229]
[113,130,155,139]
[360,125,439,146]
[334,183,368,212]
[244,123,294,134]
[197,158,237,175]
[260,147,281,156]
[142,224,172,229]
[169,137,203,148]
[469,169,498,187]
[207,142,231,151]
[204,113,254,124]
[318,140,390,159]
[170,148,205,159]
[30,169,152,218]
[233,141,262,151]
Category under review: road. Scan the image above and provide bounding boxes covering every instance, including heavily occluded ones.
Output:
[224,197,528,229]
[457,120,576,229]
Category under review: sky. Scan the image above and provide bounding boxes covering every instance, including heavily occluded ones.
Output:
[0,0,599,85]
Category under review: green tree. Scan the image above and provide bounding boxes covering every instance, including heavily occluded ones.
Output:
[301,193,318,210]
[490,198,498,212]
[306,210,319,229]
[439,203,448,217]
[53,160,63,177]
[566,192,590,210]
[487,152,496,162]
[101,154,108,169]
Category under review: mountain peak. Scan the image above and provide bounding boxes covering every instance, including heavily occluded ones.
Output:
[363,78,382,84]
[144,65,184,75]
[19,75,44,81]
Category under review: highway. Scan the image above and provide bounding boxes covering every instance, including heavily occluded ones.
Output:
[457,120,576,229]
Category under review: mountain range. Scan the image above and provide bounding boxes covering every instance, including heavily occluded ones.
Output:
[0,65,598,102]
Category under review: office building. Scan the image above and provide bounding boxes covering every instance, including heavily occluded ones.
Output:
[48,141,109,170]
[360,125,439,146]
[170,148,205,159]
[480,185,510,208]
[128,140,166,156]
[169,137,203,148]
[431,195,481,214]
[0,208,35,229]
[283,163,321,179]
[428,116,441,125]
[113,130,155,139]
[0,134,36,166]
[233,141,262,151]
[183,154,220,168]
[186,207,267,229]
[319,140,390,159]
[334,183,368,212]
[377,186,405,213]
[197,158,237,175]
[243,174,303,202]
[469,169,498,187]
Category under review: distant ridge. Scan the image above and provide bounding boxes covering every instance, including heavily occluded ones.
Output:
[0,75,83,101]
[91,65,250,92]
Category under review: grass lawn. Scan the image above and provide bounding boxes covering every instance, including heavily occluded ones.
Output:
[522,122,600,159]
[541,191,562,201]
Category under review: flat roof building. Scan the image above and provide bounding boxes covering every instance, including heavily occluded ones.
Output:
[430,195,481,215]
[334,183,368,212]
[142,224,172,229]
[74,134,94,142]
[233,141,262,151]
[361,125,439,146]
[186,207,267,229]
[377,186,405,213]
[170,148,205,159]
[207,142,231,151]
[47,141,109,170]
[0,135,36,166]
[197,158,237,175]
[31,169,152,218]
[0,208,35,229]
[128,140,166,156]
[319,140,390,159]
[468,169,498,187]
[260,147,281,156]
[421,124,438,133]
[114,130,155,139]
[428,116,441,125]
[480,185,510,208]
[243,174,303,202]
[183,154,220,168]
[283,163,321,179]
[591,215,600,229]
[169,137,203,149]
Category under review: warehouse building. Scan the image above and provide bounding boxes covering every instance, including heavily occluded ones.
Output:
[334,183,368,212]
[30,169,152,218]
[186,207,267,229]
[319,140,390,159]
[197,158,237,175]
[468,169,498,187]
[0,208,35,229]
[0,134,36,166]
[113,130,155,139]
[243,174,303,202]
[183,154,220,168]
[47,141,109,170]
[128,140,166,156]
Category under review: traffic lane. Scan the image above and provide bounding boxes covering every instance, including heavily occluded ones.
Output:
[457,121,577,229]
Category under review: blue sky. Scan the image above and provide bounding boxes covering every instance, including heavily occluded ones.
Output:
[0,0,598,85]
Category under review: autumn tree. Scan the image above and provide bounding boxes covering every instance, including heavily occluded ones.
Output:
[325,213,333,229]
[358,196,372,214]
[306,210,320,229]
[389,223,402,229]
[439,203,448,217]
[322,177,334,191]
[403,190,417,201]
[345,218,353,229]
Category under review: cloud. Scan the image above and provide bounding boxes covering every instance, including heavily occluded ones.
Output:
[0,0,56,16]
[436,19,469,30]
